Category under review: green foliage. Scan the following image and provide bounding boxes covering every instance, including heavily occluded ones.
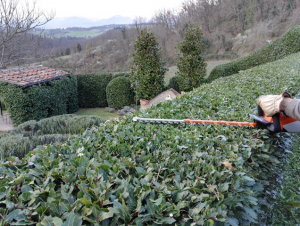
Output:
[267,134,300,225]
[168,75,181,93]
[0,76,78,126]
[176,24,207,92]
[77,43,82,52]
[0,114,105,160]
[76,73,113,108]
[112,72,130,79]
[65,47,71,55]
[106,76,134,109]
[208,25,300,82]
[130,28,167,100]
[0,98,6,111]
[0,52,300,225]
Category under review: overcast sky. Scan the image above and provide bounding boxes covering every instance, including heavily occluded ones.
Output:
[35,0,184,20]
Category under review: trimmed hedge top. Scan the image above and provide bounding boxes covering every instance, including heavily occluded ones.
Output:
[0,53,300,225]
[208,25,300,82]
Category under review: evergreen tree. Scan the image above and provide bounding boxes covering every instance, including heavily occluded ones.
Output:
[77,43,82,52]
[130,28,167,101]
[176,24,207,92]
[65,47,71,55]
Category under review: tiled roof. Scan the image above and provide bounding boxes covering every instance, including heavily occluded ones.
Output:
[0,65,70,88]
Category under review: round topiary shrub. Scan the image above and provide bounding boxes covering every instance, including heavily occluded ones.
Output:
[168,76,181,93]
[106,76,134,109]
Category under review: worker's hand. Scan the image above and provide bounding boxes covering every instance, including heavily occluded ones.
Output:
[256,92,291,117]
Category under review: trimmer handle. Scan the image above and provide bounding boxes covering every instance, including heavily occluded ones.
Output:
[256,105,300,133]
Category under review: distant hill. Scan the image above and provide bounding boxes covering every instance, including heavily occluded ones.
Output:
[45,15,134,28]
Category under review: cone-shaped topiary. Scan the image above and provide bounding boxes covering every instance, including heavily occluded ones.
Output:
[176,24,207,92]
[130,28,167,101]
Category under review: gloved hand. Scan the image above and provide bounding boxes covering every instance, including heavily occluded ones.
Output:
[256,92,292,117]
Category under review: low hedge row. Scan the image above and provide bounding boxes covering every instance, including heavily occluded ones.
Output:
[0,114,105,160]
[0,76,78,126]
[208,25,300,82]
[1,52,299,225]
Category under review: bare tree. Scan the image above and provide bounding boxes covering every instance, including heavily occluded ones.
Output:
[0,0,54,69]
[133,16,147,34]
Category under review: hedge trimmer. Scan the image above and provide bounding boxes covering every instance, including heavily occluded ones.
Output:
[133,106,300,133]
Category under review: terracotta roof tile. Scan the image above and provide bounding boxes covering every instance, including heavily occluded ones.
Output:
[0,65,69,88]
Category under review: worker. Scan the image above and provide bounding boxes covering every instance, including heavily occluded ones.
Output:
[257,92,300,121]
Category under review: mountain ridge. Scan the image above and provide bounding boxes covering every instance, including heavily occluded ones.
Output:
[45,15,134,28]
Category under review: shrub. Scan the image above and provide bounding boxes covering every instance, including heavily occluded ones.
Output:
[0,76,78,126]
[76,73,113,108]
[208,25,300,82]
[176,24,207,91]
[168,75,181,92]
[106,76,134,109]
[1,52,300,225]
[129,28,167,100]
[0,114,105,160]
[0,98,6,111]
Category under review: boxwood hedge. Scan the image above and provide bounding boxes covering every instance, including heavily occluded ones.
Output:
[0,52,299,225]
[208,25,300,82]
[0,76,78,126]
[76,73,113,108]
[106,76,134,109]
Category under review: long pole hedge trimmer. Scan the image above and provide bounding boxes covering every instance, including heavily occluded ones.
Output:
[133,106,300,133]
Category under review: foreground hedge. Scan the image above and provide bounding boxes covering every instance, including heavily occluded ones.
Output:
[0,114,105,160]
[76,73,113,108]
[208,25,300,82]
[0,53,300,225]
[0,76,78,126]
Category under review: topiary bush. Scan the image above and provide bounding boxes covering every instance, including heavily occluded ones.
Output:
[76,73,113,108]
[0,76,78,126]
[168,75,181,93]
[129,28,167,101]
[208,25,300,82]
[106,76,134,109]
[176,24,207,91]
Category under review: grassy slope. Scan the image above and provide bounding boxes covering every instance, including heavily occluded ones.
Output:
[75,108,119,120]
[164,60,230,85]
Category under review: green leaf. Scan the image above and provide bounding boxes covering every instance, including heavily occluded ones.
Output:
[62,211,82,226]
[204,219,214,226]
[21,185,33,193]
[40,216,53,226]
[4,209,22,222]
[53,217,63,226]
[79,198,92,208]
[228,217,239,226]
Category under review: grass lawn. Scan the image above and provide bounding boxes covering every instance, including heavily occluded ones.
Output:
[164,60,231,85]
[74,108,119,121]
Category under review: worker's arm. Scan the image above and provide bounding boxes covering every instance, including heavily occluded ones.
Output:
[256,92,300,118]
[284,99,300,121]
